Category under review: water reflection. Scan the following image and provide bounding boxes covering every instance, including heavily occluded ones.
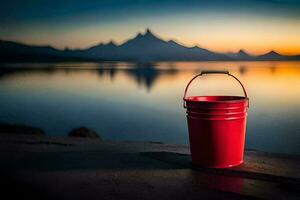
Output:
[239,66,247,75]
[0,62,179,91]
[0,61,300,154]
[124,68,178,91]
[270,66,277,74]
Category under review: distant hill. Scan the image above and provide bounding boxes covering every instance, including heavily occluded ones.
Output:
[255,50,300,61]
[226,50,254,60]
[0,40,94,63]
[1,29,300,62]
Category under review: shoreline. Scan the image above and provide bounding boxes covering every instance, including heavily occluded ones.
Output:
[0,133,299,199]
[1,122,299,157]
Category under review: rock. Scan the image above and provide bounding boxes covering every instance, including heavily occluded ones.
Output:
[0,123,45,136]
[68,127,101,139]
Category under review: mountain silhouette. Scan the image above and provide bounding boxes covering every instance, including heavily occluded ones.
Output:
[226,49,253,60]
[257,50,284,60]
[116,29,230,61]
[1,29,300,63]
[70,29,230,61]
[0,40,93,63]
[75,40,120,60]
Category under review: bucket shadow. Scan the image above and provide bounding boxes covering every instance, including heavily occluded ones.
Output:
[140,152,300,188]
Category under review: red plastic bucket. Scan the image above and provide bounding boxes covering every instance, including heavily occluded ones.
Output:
[183,70,249,168]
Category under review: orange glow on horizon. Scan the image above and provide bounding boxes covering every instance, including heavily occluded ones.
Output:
[8,17,300,56]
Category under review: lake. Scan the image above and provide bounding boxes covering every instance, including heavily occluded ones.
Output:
[0,61,299,155]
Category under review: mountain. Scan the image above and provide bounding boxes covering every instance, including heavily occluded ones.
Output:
[226,50,253,60]
[0,40,89,62]
[256,51,284,60]
[1,29,300,62]
[71,29,231,61]
[78,40,120,59]
[256,50,300,61]
[116,29,230,61]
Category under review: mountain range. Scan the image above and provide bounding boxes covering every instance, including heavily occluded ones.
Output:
[1,29,300,62]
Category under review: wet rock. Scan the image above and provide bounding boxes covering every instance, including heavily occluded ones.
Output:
[68,127,101,139]
[0,123,45,136]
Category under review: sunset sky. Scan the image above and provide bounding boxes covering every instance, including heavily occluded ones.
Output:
[1,0,300,55]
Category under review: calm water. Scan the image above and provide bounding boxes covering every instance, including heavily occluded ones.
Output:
[0,61,300,155]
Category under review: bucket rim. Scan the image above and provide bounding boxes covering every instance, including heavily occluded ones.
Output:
[186,110,247,116]
[186,106,247,110]
[184,95,249,103]
[187,114,247,120]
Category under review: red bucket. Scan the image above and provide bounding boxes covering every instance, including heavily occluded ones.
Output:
[183,71,249,168]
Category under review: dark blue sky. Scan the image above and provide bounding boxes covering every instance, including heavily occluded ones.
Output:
[1,0,300,54]
[1,0,300,23]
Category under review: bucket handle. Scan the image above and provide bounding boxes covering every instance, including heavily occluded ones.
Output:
[183,70,248,108]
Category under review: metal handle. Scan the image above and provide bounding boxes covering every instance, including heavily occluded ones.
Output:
[183,70,248,108]
[200,70,229,75]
